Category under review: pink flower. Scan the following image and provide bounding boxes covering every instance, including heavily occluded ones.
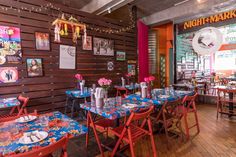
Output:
[149,76,155,81]
[144,77,150,83]
[98,78,112,87]
[126,73,132,78]
[75,74,83,81]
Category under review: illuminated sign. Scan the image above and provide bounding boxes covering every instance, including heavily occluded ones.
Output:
[183,10,236,30]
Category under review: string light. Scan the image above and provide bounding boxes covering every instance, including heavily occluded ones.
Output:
[0,2,135,34]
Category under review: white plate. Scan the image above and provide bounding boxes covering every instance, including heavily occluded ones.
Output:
[0,56,6,65]
[122,103,138,108]
[15,115,37,123]
[18,131,48,144]
[159,95,170,99]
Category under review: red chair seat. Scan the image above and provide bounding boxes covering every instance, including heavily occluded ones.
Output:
[92,119,115,129]
[110,124,149,143]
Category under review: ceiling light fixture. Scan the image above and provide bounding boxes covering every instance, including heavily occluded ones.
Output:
[174,0,190,6]
[97,0,125,15]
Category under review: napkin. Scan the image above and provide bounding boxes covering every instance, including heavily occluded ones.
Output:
[95,87,104,98]
[121,77,125,87]
[141,85,147,98]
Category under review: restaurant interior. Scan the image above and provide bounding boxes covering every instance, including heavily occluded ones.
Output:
[0,0,236,157]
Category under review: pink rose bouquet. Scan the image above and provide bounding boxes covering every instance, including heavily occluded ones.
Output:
[75,74,83,81]
[98,78,112,90]
[144,75,155,86]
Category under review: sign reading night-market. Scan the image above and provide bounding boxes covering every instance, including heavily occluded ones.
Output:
[183,9,236,30]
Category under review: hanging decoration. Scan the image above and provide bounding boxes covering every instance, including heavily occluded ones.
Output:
[52,14,86,43]
[2,1,135,35]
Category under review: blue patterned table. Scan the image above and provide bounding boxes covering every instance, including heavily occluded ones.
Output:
[65,90,91,118]
[0,98,20,109]
[80,99,152,120]
[0,111,87,156]
[65,90,91,98]
[126,89,194,106]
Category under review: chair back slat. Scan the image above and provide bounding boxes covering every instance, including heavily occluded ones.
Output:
[6,134,68,157]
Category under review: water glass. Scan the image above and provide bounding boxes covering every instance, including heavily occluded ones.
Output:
[39,116,49,127]
[84,87,88,94]
[116,96,122,105]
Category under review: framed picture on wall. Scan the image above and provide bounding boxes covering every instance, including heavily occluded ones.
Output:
[26,58,43,77]
[128,64,136,76]
[82,36,92,50]
[93,37,114,56]
[35,32,50,51]
[0,67,18,83]
[59,45,76,69]
[116,51,126,61]
[0,26,22,65]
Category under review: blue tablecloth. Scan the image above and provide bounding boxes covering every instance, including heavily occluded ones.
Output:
[0,111,87,156]
[65,90,91,98]
[0,97,20,109]
[126,89,194,106]
[80,99,152,120]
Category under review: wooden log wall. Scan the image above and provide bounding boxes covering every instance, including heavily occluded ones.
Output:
[0,0,137,114]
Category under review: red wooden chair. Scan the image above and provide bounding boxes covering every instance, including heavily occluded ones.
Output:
[151,99,184,143]
[109,106,157,157]
[182,93,200,140]
[0,96,29,122]
[116,87,128,98]
[85,111,115,157]
[5,134,69,157]
[0,110,37,123]
[217,88,236,118]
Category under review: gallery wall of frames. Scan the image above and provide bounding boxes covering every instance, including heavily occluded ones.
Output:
[0,0,137,114]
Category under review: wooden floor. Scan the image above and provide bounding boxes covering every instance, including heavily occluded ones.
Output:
[67,104,236,157]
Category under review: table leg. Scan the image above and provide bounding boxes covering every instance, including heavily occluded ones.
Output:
[229,93,233,117]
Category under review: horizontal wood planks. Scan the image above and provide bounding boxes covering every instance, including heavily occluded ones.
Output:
[0,0,137,114]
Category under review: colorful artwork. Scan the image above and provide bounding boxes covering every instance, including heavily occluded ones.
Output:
[0,26,21,64]
[0,67,18,83]
[82,36,92,50]
[26,58,43,77]
[35,32,50,50]
[116,51,126,61]
[128,64,136,76]
[0,111,87,156]
[93,37,114,56]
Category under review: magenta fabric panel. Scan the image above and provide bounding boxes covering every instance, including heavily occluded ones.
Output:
[138,20,149,82]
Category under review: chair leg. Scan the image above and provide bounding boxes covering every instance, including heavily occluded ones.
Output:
[71,99,75,118]
[111,128,127,157]
[86,113,90,148]
[127,129,135,157]
[194,110,200,134]
[183,114,190,140]
[148,119,157,157]
[88,112,104,157]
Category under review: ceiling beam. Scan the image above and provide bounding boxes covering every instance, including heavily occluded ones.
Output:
[141,0,235,25]
[79,0,114,13]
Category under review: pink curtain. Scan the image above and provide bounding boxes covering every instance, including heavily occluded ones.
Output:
[138,20,149,82]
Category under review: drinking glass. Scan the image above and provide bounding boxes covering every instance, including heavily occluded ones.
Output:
[84,87,88,94]
[116,96,122,105]
[39,116,49,127]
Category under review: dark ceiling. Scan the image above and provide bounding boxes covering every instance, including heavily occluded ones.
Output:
[47,0,92,9]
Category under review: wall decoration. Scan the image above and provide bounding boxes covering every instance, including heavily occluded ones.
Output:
[59,45,76,69]
[192,27,223,55]
[52,14,86,43]
[93,37,114,56]
[116,51,126,61]
[127,60,137,64]
[26,58,43,77]
[82,35,92,50]
[35,32,50,50]
[107,61,114,71]
[128,64,136,76]
[0,67,18,83]
[0,26,22,64]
